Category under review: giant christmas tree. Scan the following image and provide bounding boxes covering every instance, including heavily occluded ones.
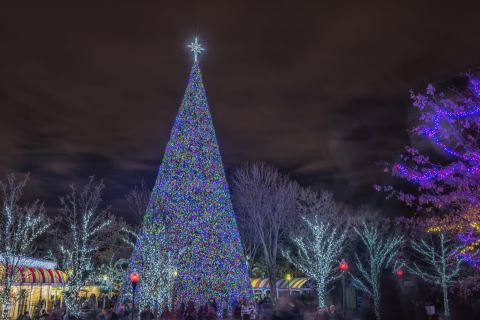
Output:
[130,38,250,306]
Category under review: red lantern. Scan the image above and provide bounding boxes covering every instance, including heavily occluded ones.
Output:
[396,269,404,277]
[339,259,348,272]
[130,272,140,284]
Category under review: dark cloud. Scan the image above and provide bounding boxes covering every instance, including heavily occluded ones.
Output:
[1,1,480,220]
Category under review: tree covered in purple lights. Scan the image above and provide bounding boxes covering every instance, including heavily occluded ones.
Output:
[376,76,480,267]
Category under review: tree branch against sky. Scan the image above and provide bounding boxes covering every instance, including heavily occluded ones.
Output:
[0,174,51,320]
[351,219,404,320]
[403,218,464,318]
[232,162,298,302]
[377,77,480,266]
[57,177,112,318]
[283,202,347,307]
[283,188,349,307]
[125,180,150,224]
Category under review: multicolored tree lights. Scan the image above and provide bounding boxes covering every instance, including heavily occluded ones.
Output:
[376,77,480,266]
[129,40,250,307]
[425,212,480,268]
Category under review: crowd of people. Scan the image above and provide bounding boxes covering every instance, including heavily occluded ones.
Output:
[138,298,259,320]
[14,298,263,320]
[313,305,343,320]
[14,294,346,320]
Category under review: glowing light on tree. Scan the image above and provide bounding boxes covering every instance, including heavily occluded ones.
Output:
[283,215,348,308]
[0,174,51,320]
[425,212,480,268]
[129,38,250,306]
[376,76,480,266]
[124,216,178,314]
[406,231,463,317]
[97,258,129,305]
[351,221,404,320]
[57,178,112,318]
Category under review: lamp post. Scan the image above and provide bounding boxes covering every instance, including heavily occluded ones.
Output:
[130,272,139,320]
[339,259,348,319]
[285,273,292,297]
[396,269,404,290]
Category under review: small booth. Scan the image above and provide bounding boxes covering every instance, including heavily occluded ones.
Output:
[0,258,68,319]
[250,278,313,299]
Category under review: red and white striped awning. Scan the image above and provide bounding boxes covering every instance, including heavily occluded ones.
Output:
[14,266,67,284]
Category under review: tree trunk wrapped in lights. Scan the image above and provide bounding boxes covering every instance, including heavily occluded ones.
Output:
[283,215,348,307]
[57,177,112,318]
[124,216,179,315]
[405,227,463,317]
[0,174,51,320]
[351,220,404,320]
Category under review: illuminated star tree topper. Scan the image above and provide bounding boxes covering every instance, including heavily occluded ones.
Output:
[188,37,205,62]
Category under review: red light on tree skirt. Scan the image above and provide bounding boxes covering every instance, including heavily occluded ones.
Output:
[130,272,140,283]
[339,259,348,272]
[396,269,404,277]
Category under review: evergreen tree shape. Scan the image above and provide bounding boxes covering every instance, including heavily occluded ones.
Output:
[131,61,250,305]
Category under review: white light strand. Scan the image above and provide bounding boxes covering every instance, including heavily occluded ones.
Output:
[126,218,179,316]
[0,175,51,320]
[0,256,56,269]
[350,222,404,320]
[58,180,112,318]
[406,232,463,317]
[283,215,348,308]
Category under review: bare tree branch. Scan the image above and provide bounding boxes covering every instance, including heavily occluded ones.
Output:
[232,162,298,302]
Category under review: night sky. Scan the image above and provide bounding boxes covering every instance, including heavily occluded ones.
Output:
[1,1,480,221]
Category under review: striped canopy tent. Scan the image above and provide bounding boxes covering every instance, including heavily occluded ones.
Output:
[276,278,310,290]
[16,267,68,284]
[250,278,311,292]
[250,278,270,290]
[0,265,68,285]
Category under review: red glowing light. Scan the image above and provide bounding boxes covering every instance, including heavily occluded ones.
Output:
[339,259,348,272]
[130,272,140,283]
[396,269,404,277]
